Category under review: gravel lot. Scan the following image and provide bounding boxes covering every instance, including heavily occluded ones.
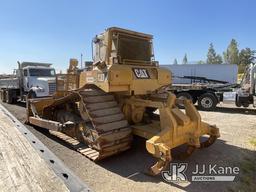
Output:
[1,101,256,192]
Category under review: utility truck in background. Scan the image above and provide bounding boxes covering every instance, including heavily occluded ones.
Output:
[164,64,256,110]
[0,61,56,103]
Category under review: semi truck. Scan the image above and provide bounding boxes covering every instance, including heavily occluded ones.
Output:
[0,61,56,103]
[164,64,256,110]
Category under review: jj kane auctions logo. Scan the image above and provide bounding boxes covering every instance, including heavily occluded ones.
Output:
[162,163,240,182]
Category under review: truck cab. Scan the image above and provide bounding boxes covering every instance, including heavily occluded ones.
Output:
[249,64,256,96]
[252,65,256,97]
[236,64,256,107]
[0,61,56,104]
[21,65,56,97]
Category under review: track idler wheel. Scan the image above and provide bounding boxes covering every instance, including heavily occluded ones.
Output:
[200,135,218,148]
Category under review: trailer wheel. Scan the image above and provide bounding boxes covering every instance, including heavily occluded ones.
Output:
[176,92,193,108]
[198,93,217,111]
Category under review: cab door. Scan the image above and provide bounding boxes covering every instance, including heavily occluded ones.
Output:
[23,69,29,92]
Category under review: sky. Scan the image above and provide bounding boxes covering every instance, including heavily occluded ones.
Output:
[0,0,255,73]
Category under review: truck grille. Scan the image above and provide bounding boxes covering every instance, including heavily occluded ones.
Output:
[48,82,56,95]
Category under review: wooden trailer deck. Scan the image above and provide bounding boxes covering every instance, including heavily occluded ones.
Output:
[0,103,90,192]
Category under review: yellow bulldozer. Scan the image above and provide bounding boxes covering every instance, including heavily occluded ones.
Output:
[26,27,220,175]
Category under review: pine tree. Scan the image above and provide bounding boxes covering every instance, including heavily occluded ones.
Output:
[223,39,239,64]
[197,60,205,64]
[182,54,188,64]
[238,48,256,73]
[207,43,223,64]
[207,43,217,64]
[173,58,178,65]
[239,48,256,65]
[215,54,223,64]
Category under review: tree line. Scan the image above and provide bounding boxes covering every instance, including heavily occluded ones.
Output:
[173,39,256,72]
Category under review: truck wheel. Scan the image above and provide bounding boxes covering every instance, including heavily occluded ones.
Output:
[198,93,217,111]
[176,92,193,108]
[6,90,14,104]
[235,94,242,107]
[12,97,18,103]
[0,90,5,102]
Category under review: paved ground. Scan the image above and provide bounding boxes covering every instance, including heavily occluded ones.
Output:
[1,101,256,192]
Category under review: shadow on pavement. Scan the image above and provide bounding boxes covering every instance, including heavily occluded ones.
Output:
[22,124,256,192]
[193,104,256,115]
[213,106,256,115]
[98,136,255,192]
[15,101,26,108]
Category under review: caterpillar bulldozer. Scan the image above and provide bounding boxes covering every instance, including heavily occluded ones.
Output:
[26,27,220,175]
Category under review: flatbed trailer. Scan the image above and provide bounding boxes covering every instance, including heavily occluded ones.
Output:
[168,82,239,110]
[163,63,256,111]
[163,63,256,110]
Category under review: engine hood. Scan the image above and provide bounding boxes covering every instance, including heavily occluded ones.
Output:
[29,76,56,97]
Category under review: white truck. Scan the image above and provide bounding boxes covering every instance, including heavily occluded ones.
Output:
[164,64,256,110]
[0,62,56,103]
[236,64,256,107]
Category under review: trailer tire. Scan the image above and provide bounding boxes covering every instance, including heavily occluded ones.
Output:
[198,93,217,111]
[235,94,244,107]
[176,92,193,108]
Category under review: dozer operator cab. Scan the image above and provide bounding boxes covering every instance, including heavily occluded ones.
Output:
[79,27,171,95]
[92,27,156,66]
